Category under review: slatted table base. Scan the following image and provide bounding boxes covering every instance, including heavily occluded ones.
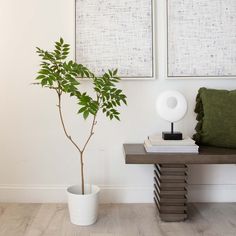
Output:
[154,164,188,222]
[124,144,236,222]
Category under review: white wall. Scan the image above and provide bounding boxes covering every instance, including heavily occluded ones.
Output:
[1,0,236,203]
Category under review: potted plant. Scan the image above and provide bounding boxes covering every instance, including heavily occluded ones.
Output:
[35,38,127,225]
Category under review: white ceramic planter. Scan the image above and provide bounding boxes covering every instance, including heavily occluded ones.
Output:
[67,184,100,226]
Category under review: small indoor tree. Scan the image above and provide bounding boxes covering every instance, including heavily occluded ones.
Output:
[35,38,127,195]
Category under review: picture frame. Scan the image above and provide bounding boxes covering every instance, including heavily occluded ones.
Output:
[75,0,156,80]
[166,0,236,79]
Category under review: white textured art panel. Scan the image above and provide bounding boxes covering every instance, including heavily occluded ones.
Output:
[76,0,153,78]
[168,0,236,77]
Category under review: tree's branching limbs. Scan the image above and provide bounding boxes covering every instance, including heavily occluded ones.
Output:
[35,38,127,194]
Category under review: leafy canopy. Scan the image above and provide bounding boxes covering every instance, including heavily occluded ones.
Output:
[35,38,127,120]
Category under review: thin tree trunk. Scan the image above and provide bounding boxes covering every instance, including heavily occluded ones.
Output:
[80,152,85,194]
[57,92,97,195]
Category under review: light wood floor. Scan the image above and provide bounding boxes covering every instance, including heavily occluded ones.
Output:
[0,203,236,236]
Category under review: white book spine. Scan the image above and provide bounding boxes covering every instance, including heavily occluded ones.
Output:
[148,135,195,146]
[144,140,199,153]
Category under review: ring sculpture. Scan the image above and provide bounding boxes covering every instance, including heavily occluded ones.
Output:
[156,90,187,140]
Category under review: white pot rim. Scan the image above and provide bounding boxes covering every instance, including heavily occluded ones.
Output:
[67,184,100,196]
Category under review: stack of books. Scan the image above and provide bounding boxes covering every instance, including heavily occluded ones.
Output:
[144,134,199,153]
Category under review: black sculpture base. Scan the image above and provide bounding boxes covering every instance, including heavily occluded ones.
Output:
[162,132,182,140]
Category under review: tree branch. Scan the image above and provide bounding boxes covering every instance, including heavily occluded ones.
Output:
[57,92,82,153]
[81,114,97,153]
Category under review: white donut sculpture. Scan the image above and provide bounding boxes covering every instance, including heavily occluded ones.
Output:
[156,90,187,123]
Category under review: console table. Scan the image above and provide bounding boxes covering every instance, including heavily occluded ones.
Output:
[123,144,236,222]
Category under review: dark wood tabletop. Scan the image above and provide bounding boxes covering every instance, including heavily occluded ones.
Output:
[124,144,236,164]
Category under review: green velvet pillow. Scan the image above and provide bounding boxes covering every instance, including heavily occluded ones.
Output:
[193,87,236,148]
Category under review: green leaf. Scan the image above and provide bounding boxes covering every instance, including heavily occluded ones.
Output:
[84,70,90,78]
[41,78,48,86]
[104,73,109,79]
[122,98,127,105]
[94,87,101,93]
[112,100,117,106]
[108,69,112,76]
[36,75,45,80]
[115,115,120,121]
[38,69,50,75]
[48,79,53,86]
[113,68,118,75]
[78,107,87,113]
[54,49,61,55]
[55,42,61,48]
[83,110,89,119]
[62,51,69,56]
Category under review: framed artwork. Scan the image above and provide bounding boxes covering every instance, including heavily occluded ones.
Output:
[75,0,155,79]
[167,0,236,78]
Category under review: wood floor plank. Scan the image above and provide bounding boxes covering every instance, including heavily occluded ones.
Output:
[27,204,70,236]
[126,203,164,236]
[90,234,115,236]
[0,203,235,236]
[0,203,8,219]
[0,203,40,236]
[24,204,69,236]
[194,203,236,235]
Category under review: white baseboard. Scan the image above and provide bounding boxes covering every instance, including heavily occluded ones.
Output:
[99,186,153,203]
[0,185,67,203]
[0,185,153,203]
[0,184,236,203]
[188,184,236,202]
